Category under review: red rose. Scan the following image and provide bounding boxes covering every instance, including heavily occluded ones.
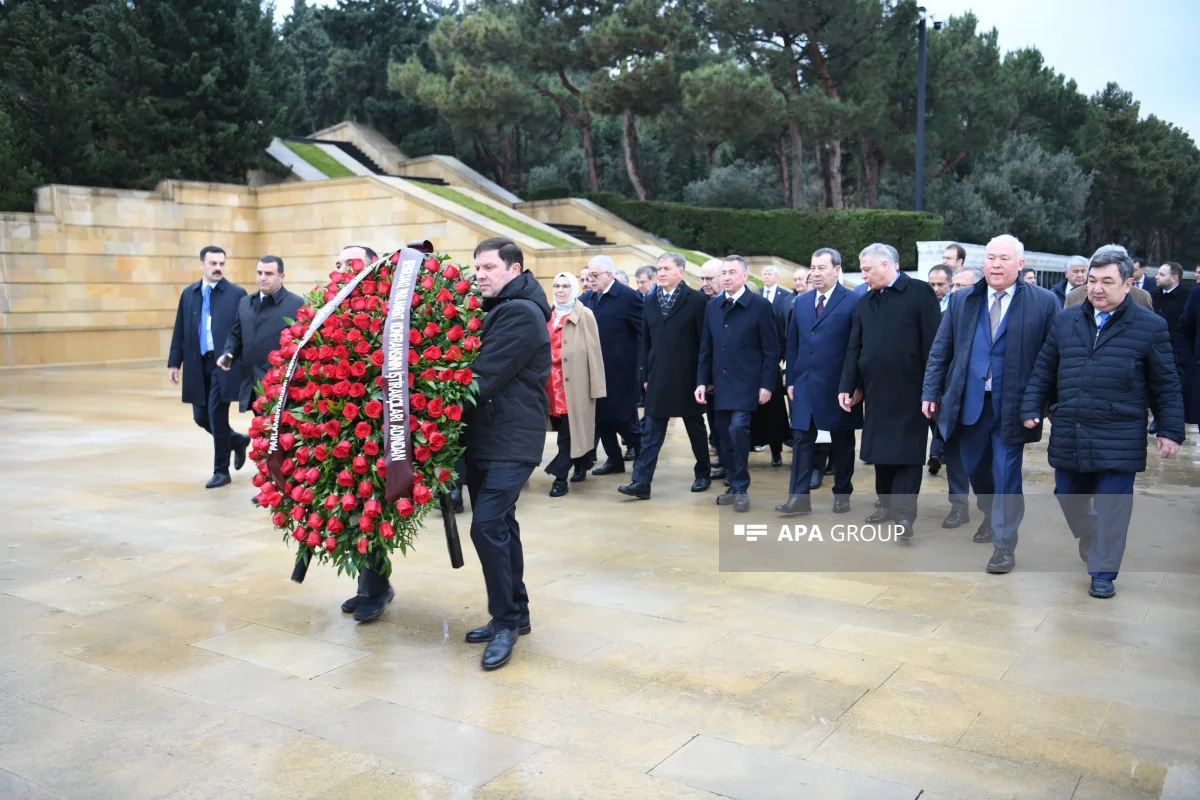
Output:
[324,495,339,511]
[314,444,330,461]
[455,368,473,385]
[353,313,370,330]
[454,280,471,295]
[343,403,359,420]
[409,417,420,433]
[389,251,401,265]
[252,474,266,487]
[280,458,295,476]
[324,420,341,437]
[442,304,458,319]
[364,400,383,419]
[429,431,447,451]
[409,328,423,345]
[272,512,286,528]
[436,467,451,483]
[408,349,420,366]
[336,362,351,379]
[396,498,415,517]
[463,336,481,352]
[410,394,427,411]
[445,404,462,421]
[308,467,322,484]
[307,512,323,529]
[333,441,352,459]
[445,325,464,341]
[413,484,433,505]
[371,350,385,367]
[357,537,369,554]
[306,531,321,547]
[336,468,354,487]
[324,536,337,552]
[411,294,422,308]
[420,420,437,438]
[355,340,371,356]
[421,275,435,291]
[380,521,395,540]
[375,457,387,475]
[363,499,382,517]
[357,480,373,498]
[422,345,442,361]
[354,421,372,439]
[348,258,365,272]
[302,487,316,505]
[364,440,379,456]
[467,295,481,310]
[423,322,442,338]
[350,362,367,378]
[467,317,482,332]
[427,397,444,417]
[279,433,295,451]
[445,345,463,361]
[424,257,442,273]
[358,516,374,533]
[420,368,437,381]
[351,296,366,312]
[414,445,432,462]
[348,383,366,398]
[289,485,304,503]
[340,494,357,512]
[443,264,460,280]
[436,288,454,303]
[353,455,369,475]
[292,528,306,542]
[327,518,344,534]
[378,282,391,295]
[437,368,455,381]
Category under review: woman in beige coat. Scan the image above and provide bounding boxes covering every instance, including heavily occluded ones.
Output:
[545,272,606,496]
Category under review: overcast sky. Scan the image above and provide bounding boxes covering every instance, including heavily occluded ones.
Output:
[274,0,1198,140]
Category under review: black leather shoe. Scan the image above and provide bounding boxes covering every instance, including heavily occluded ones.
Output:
[624,447,637,462]
[809,469,823,490]
[824,465,834,476]
[205,472,231,489]
[340,595,359,613]
[549,478,568,498]
[618,481,651,500]
[832,496,851,514]
[716,489,737,506]
[233,439,248,471]
[734,493,750,513]
[894,520,914,539]
[776,495,811,515]
[450,487,464,513]
[353,586,394,622]
[592,461,625,476]
[481,627,517,670]
[771,455,784,467]
[865,507,891,524]
[465,619,532,643]
[1078,531,1094,564]
[570,466,587,483]
[927,456,941,475]
[691,476,711,492]
[973,517,995,543]
[942,508,969,529]
[1088,577,1115,599]
[710,467,727,480]
[986,547,1015,574]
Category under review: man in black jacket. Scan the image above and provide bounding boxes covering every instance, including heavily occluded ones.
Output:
[168,245,249,489]
[1050,256,1088,307]
[462,237,552,670]
[217,255,304,413]
[1152,262,1189,370]
[618,252,711,499]
[1021,245,1184,600]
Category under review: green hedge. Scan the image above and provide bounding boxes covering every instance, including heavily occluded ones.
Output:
[581,193,943,273]
[521,185,572,202]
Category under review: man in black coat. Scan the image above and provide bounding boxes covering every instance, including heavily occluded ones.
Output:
[1180,278,1200,426]
[462,237,552,671]
[1021,245,1184,600]
[753,265,792,466]
[1152,262,1189,371]
[618,252,711,499]
[696,255,779,512]
[1050,256,1088,307]
[168,245,249,489]
[217,255,305,413]
[839,243,941,537]
[582,255,643,475]
[922,235,1060,574]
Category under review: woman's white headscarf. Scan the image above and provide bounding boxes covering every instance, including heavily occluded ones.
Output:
[552,271,580,321]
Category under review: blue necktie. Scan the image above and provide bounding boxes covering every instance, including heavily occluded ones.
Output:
[200,284,212,355]
[1097,311,1111,331]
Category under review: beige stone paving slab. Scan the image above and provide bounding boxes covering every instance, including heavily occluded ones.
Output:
[1101,702,1200,759]
[663,600,845,645]
[808,726,1080,800]
[879,664,1111,735]
[650,734,920,800]
[306,754,472,800]
[63,628,235,686]
[305,699,542,787]
[507,622,612,661]
[930,618,1132,670]
[4,578,147,616]
[577,639,779,697]
[87,598,249,643]
[971,581,1153,623]
[1002,654,1200,715]
[548,604,728,651]
[743,672,869,724]
[536,575,687,616]
[838,688,980,745]
[818,624,1019,680]
[1038,609,1200,657]
[191,623,369,679]
[462,689,695,772]
[159,774,291,800]
[705,631,903,688]
[956,713,1199,797]
[0,768,36,798]
[770,591,948,636]
[1121,644,1200,684]
[477,748,721,800]
[777,572,891,604]
[445,648,651,709]
[869,585,1050,630]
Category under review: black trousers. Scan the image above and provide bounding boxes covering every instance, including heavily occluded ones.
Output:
[789,424,855,497]
[191,353,248,474]
[596,419,637,466]
[545,414,597,480]
[466,459,534,629]
[632,414,710,484]
[874,463,923,521]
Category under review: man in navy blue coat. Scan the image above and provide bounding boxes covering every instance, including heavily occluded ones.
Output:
[1021,245,1184,599]
[696,255,779,512]
[582,255,644,475]
[168,246,250,489]
[777,248,862,515]
[922,235,1060,575]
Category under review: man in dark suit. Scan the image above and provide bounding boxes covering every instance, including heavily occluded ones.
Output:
[1131,257,1155,292]
[217,255,305,414]
[777,247,862,515]
[760,265,793,315]
[922,234,1060,574]
[698,259,725,468]
[839,243,941,536]
[1051,256,1089,306]
[753,265,792,466]
[582,255,644,475]
[696,255,779,512]
[1153,262,1188,370]
[1180,279,1200,429]
[168,245,249,488]
[618,252,711,499]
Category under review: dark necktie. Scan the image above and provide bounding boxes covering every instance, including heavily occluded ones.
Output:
[722,297,733,310]
[659,289,674,315]
[816,295,825,317]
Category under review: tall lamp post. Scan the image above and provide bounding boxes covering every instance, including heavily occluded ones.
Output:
[915,7,941,212]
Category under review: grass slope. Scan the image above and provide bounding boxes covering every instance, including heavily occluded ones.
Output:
[418,183,577,249]
[283,141,355,179]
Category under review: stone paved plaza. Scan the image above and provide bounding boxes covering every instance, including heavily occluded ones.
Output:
[2,363,1200,799]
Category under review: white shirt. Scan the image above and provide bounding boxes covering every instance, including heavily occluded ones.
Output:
[764,285,779,303]
[984,285,1014,391]
[724,286,747,304]
[599,277,615,296]
[939,294,950,313]
[815,287,835,308]
[1162,284,1177,294]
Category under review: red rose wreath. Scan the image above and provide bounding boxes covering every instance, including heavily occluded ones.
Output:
[247,243,484,579]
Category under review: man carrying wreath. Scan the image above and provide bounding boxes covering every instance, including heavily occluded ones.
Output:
[462,237,552,670]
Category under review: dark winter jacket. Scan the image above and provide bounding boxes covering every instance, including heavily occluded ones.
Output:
[463,271,552,465]
[1020,296,1185,473]
[1050,278,1069,307]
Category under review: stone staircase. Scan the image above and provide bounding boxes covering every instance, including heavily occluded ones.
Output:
[545,222,610,246]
